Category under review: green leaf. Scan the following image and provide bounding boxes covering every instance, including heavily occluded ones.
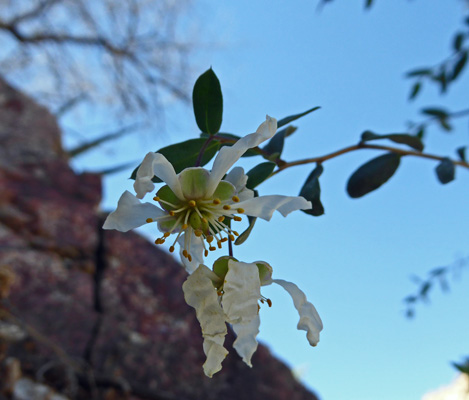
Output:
[234,216,257,246]
[347,153,401,198]
[130,138,220,182]
[406,68,433,78]
[456,146,466,162]
[416,126,425,139]
[432,70,448,93]
[299,164,325,216]
[435,158,455,184]
[361,131,424,152]
[421,107,450,119]
[262,129,285,160]
[452,51,468,81]
[192,68,223,135]
[201,132,260,157]
[365,0,374,8]
[246,162,276,189]
[409,82,422,100]
[277,106,320,129]
[453,360,469,375]
[453,32,465,52]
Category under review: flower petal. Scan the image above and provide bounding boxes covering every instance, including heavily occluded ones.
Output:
[224,167,254,202]
[134,152,184,200]
[182,265,228,377]
[178,167,210,199]
[272,279,323,347]
[178,231,204,274]
[103,191,166,232]
[231,315,260,367]
[205,116,277,197]
[236,195,311,221]
[223,261,261,324]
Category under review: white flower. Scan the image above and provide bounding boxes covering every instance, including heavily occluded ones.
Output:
[103,116,312,272]
[182,258,323,377]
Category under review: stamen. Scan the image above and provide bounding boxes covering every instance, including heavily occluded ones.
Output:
[228,234,235,241]
[194,229,202,237]
[202,217,208,224]
[169,211,175,216]
[146,218,153,223]
[188,254,192,262]
[233,216,242,222]
[237,208,245,213]
[232,196,240,202]
[218,216,225,222]
[266,299,272,307]
[163,232,170,238]
[206,235,214,243]
[188,200,196,207]
[221,237,228,243]
[182,249,188,258]
[153,196,160,201]
[157,197,179,208]
[217,241,222,249]
[169,246,175,253]
[233,231,239,236]
[182,223,188,229]
[209,246,216,251]
[205,250,209,257]
[213,198,221,205]
[223,205,231,210]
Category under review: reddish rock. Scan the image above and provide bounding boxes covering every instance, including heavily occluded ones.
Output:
[0,77,319,400]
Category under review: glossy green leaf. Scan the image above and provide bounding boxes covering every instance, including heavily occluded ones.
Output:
[365,0,374,8]
[277,106,320,129]
[361,131,424,151]
[130,139,220,182]
[452,360,469,375]
[234,216,257,246]
[406,68,432,78]
[452,51,468,81]
[347,153,401,198]
[262,129,285,160]
[421,107,449,119]
[456,146,466,162]
[246,162,276,189]
[299,164,325,216]
[453,32,465,52]
[192,68,223,135]
[435,158,455,184]
[409,82,421,100]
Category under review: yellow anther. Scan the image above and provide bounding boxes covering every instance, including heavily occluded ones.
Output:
[223,205,231,210]
[163,232,170,238]
[183,250,188,258]
[229,234,235,241]
[213,198,221,205]
[232,196,240,202]
[217,241,222,249]
[169,246,175,253]
[169,211,175,216]
[155,238,164,245]
[221,237,228,243]
[217,290,223,296]
[204,250,209,257]
[207,235,214,243]
[266,299,272,307]
[237,208,245,213]
[209,246,216,251]
[202,217,208,224]
[153,196,160,201]
[194,229,202,237]
[188,200,196,207]
[233,231,239,236]
[188,254,192,262]
[218,216,225,222]
[182,224,188,229]
[233,216,242,222]
[146,218,153,223]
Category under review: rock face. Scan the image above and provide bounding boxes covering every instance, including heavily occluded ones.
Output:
[0,77,319,400]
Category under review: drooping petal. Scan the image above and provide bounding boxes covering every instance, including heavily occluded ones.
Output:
[178,232,204,274]
[103,191,166,232]
[182,265,228,377]
[231,315,260,367]
[224,167,254,202]
[272,279,323,347]
[236,195,311,221]
[223,261,261,324]
[134,152,184,200]
[205,116,277,197]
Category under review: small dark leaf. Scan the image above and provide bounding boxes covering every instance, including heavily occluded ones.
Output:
[361,131,424,151]
[409,82,422,100]
[421,107,450,119]
[246,162,276,190]
[416,126,425,139]
[420,282,431,298]
[452,51,468,81]
[406,68,433,78]
[284,125,298,138]
[453,32,465,52]
[234,216,257,245]
[130,139,220,182]
[262,129,285,160]
[435,158,455,184]
[453,361,469,375]
[192,68,223,135]
[277,106,320,129]
[432,70,448,93]
[347,153,401,198]
[299,164,325,216]
[456,146,466,162]
[365,0,373,8]
[438,118,453,132]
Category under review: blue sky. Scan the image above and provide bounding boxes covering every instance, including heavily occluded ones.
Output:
[68,1,469,399]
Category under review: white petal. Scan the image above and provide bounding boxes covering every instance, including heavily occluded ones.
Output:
[236,195,311,221]
[224,167,254,202]
[103,191,166,232]
[222,261,261,366]
[272,279,323,347]
[177,232,204,274]
[134,152,184,200]
[205,116,277,197]
[182,265,228,378]
[231,315,260,367]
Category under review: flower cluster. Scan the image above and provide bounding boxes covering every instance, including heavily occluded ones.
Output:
[183,257,323,377]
